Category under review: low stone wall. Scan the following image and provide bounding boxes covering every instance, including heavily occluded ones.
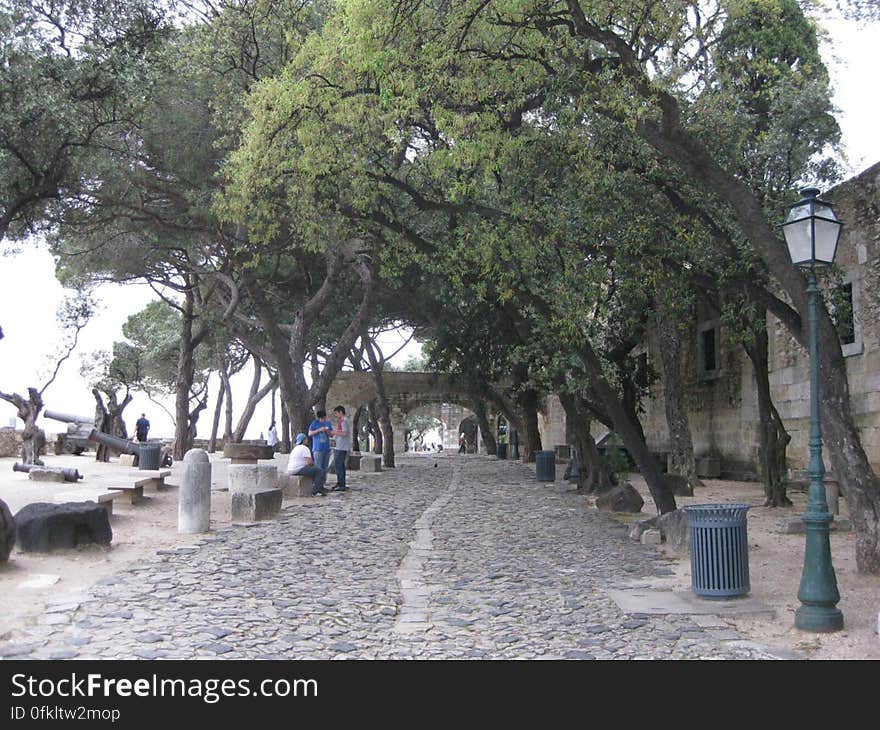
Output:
[0,428,21,458]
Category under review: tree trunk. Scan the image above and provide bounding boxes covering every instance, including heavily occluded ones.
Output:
[208,370,225,453]
[92,388,132,462]
[518,390,542,463]
[1,387,45,465]
[280,403,291,454]
[656,313,703,490]
[364,337,396,467]
[353,405,365,452]
[576,342,677,514]
[173,289,197,460]
[232,356,275,442]
[558,390,613,493]
[742,318,792,507]
[473,399,498,455]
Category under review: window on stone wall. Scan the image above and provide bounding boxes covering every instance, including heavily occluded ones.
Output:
[697,321,720,380]
[830,273,862,357]
[635,352,649,389]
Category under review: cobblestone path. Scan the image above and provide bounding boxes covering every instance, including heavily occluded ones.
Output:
[0,455,781,659]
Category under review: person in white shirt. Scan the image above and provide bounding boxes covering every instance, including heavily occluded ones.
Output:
[286,433,328,496]
[267,422,279,452]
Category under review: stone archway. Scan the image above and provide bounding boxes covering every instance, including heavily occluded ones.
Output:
[326,371,497,457]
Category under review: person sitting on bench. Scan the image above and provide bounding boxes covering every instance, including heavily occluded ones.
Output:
[286,433,328,497]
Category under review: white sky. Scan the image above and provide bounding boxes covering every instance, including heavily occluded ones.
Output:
[1,9,878,439]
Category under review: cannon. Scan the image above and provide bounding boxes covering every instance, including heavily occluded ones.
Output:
[87,429,165,470]
[13,462,83,482]
[44,410,95,455]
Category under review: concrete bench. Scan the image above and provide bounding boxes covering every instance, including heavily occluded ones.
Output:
[361,454,382,472]
[134,469,172,492]
[105,483,145,504]
[50,490,123,516]
[278,473,314,498]
[344,453,362,470]
[231,488,283,523]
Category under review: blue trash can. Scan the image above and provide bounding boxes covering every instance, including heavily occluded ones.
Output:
[138,443,162,471]
[684,503,751,599]
[535,450,555,482]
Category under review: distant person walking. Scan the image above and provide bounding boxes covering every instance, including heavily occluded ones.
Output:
[286,433,328,497]
[135,413,150,442]
[330,405,351,492]
[267,422,279,452]
[308,409,333,473]
[459,432,466,454]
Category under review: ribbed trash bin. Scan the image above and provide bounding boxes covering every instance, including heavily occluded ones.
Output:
[496,443,508,460]
[535,450,555,482]
[684,503,751,599]
[138,443,162,471]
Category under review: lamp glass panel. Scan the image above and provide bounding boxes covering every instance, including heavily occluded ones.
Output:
[783,218,814,264]
[813,218,842,263]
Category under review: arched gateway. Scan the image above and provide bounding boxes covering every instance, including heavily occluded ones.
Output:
[325,371,497,455]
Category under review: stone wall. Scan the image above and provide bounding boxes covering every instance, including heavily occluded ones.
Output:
[0,428,21,458]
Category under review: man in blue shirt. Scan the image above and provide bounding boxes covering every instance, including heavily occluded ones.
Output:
[307,409,333,473]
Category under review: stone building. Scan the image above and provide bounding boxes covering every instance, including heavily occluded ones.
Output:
[537,162,880,479]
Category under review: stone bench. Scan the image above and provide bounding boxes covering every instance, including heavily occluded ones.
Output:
[15,501,113,552]
[361,454,382,472]
[345,453,362,470]
[231,488,283,523]
[278,473,314,498]
[50,490,125,516]
[105,483,145,505]
[135,469,171,492]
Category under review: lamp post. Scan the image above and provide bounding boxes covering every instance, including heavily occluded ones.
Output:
[781,186,844,633]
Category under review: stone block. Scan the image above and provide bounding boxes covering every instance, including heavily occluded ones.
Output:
[1,498,15,563]
[775,516,852,534]
[231,489,283,523]
[346,453,362,470]
[595,482,644,513]
[695,457,722,478]
[14,502,112,552]
[227,463,278,494]
[119,454,137,467]
[665,474,694,496]
[278,473,313,498]
[362,455,382,472]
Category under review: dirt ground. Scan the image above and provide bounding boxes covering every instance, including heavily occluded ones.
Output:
[614,472,880,660]
[1,454,879,659]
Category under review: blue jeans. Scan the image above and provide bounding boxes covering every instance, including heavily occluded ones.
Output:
[333,449,348,489]
[290,465,326,494]
[313,449,330,472]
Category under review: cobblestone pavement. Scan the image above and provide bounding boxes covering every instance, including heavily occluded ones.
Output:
[0,455,784,660]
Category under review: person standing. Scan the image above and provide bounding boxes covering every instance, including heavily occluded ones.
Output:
[286,433,328,496]
[307,409,333,473]
[267,422,279,452]
[135,413,150,442]
[330,405,351,492]
[458,432,466,454]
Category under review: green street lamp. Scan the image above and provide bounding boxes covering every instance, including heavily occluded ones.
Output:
[781,186,844,633]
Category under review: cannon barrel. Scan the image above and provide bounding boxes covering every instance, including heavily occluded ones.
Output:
[87,429,140,456]
[13,462,83,482]
[44,409,93,425]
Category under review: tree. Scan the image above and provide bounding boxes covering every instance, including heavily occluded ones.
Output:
[0,289,94,462]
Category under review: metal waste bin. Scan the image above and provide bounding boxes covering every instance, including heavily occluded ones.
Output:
[138,443,162,471]
[535,450,555,482]
[496,443,508,460]
[684,503,751,599]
